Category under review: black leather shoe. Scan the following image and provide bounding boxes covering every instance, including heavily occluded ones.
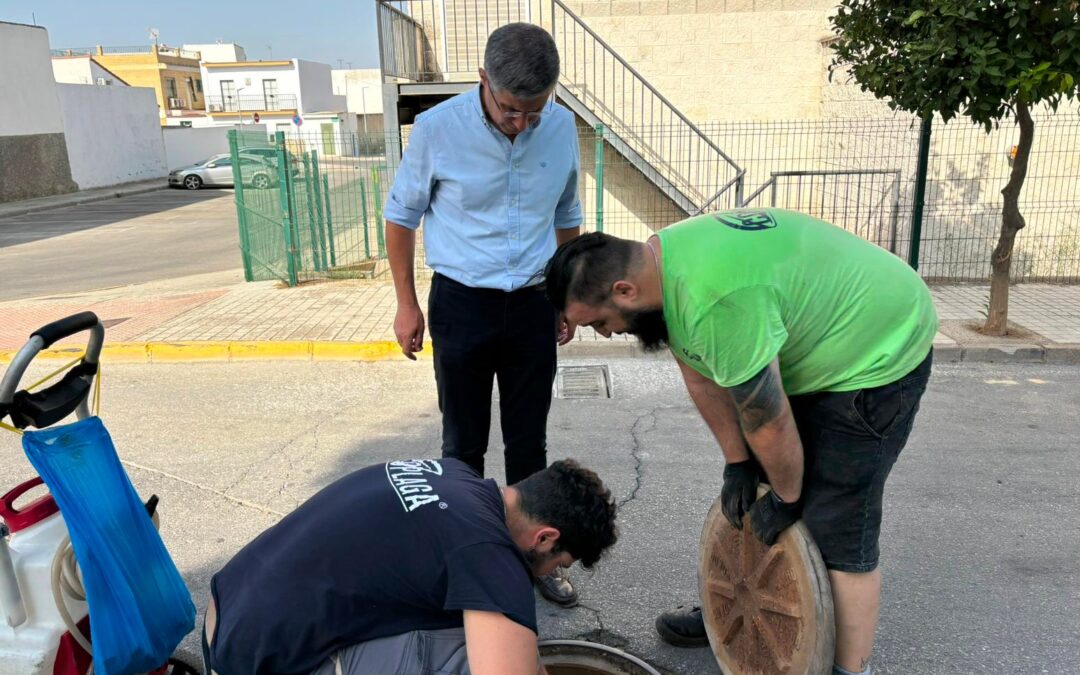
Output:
[537,567,578,608]
[655,605,710,647]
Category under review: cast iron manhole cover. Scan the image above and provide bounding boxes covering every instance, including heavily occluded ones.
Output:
[554,365,611,399]
[698,486,835,674]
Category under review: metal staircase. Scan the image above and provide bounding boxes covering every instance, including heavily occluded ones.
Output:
[376,0,746,216]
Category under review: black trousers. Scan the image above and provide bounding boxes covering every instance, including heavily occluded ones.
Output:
[788,350,933,572]
[427,273,557,485]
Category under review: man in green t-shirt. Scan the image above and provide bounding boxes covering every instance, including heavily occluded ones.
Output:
[543,209,937,675]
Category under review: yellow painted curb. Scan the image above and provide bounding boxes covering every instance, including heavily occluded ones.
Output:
[101,343,150,362]
[230,341,312,361]
[311,340,415,361]
[150,342,232,362]
[0,341,427,364]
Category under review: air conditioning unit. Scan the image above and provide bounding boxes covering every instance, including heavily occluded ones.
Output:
[209,103,224,112]
[168,97,183,109]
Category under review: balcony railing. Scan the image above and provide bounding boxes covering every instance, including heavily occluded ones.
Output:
[206,94,298,113]
[51,48,97,57]
[101,45,154,54]
[51,45,201,59]
[377,1,527,82]
[157,47,202,59]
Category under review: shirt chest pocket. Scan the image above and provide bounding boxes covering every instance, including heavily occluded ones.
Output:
[517,154,571,209]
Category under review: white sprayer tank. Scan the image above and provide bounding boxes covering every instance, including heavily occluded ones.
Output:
[0,478,87,675]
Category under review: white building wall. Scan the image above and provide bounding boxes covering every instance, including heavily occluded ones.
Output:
[52,57,129,86]
[0,20,78,201]
[184,43,247,63]
[162,124,267,170]
[556,0,837,121]
[200,60,345,137]
[1,22,65,136]
[331,69,384,115]
[52,58,93,84]
[296,59,345,112]
[201,62,302,111]
[55,83,168,188]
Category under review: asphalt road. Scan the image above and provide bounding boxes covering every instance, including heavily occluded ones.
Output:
[0,189,241,302]
[1,357,1077,673]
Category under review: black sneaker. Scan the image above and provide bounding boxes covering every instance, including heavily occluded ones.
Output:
[655,605,710,647]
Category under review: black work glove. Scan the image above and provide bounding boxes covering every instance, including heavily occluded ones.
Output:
[721,460,761,529]
[748,490,802,546]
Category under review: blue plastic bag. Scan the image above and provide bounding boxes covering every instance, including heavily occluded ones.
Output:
[22,417,195,675]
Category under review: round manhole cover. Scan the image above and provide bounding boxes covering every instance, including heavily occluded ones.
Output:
[698,488,835,674]
[540,640,661,675]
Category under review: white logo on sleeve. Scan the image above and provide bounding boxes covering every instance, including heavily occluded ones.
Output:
[385,459,444,512]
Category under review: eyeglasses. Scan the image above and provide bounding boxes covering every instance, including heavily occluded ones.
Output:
[486,86,553,125]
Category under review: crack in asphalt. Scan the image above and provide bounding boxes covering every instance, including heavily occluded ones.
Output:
[617,406,662,509]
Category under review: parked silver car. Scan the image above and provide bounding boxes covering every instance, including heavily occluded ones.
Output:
[168,154,278,190]
[238,146,302,178]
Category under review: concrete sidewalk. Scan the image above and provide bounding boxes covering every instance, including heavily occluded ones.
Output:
[2,271,1079,364]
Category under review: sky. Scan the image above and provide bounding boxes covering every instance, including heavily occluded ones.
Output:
[3,0,381,68]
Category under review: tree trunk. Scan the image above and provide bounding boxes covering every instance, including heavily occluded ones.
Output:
[983,101,1034,336]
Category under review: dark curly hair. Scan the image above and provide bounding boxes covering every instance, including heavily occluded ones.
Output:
[513,459,618,568]
[543,232,639,313]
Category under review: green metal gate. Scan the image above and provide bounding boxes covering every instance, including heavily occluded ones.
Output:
[229,129,387,286]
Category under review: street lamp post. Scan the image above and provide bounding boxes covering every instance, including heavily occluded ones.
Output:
[235,86,249,126]
[358,83,370,153]
[359,84,369,135]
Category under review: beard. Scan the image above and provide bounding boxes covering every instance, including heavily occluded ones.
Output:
[621,307,669,353]
[525,546,559,578]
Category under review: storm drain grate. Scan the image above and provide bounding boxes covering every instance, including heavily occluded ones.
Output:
[554,365,612,399]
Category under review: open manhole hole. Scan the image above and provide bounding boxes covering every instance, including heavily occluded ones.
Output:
[554,365,611,399]
[540,640,661,675]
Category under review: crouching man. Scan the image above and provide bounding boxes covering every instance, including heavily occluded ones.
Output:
[203,458,618,675]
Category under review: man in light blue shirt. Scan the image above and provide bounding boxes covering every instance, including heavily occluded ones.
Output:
[385,23,582,607]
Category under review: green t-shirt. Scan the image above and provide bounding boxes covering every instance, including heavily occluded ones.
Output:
[657,209,938,395]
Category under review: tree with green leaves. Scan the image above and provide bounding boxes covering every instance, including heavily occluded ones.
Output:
[830,1,1079,335]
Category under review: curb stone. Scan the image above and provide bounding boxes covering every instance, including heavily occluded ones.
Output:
[2,339,1078,366]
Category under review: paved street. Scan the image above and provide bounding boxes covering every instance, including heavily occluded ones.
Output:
[2,357,1076,673]
[0,189,241,301]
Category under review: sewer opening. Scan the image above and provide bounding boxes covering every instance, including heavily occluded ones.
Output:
[540,640,661,675]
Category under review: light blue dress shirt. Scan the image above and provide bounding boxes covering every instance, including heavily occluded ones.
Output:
[384,86,582,291]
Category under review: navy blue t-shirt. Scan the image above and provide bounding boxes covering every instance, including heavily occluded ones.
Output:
[209,459,536,675]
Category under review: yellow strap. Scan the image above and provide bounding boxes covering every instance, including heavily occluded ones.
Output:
[25,356,84,392]
[1,353,103,435]
[92,365,102,417]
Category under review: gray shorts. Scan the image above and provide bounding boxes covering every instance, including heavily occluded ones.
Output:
[310,627,471,675]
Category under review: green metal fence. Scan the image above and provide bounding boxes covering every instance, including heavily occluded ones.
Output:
[229,129,387,285]
[231,108,1080,287]
[228,130,293,284]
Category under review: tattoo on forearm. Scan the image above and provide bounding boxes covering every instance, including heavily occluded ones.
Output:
[729,364,784,434]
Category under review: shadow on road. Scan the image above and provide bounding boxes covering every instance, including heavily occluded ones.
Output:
[0,189,230,249]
